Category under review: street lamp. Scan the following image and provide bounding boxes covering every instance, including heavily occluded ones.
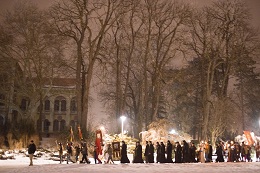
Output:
[120,116,126,138]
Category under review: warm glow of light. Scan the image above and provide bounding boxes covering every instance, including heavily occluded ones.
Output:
[120,116,126,122]
[120,116,126,139]
[169,129,177,134]
[100,126,105,131]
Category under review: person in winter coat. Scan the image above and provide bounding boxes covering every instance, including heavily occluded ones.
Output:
[94,145,102,164]
[198,142,205,163]
[156,142,161,163]
[81,142,90,164]
[182,140,190,163]
[133,141,144,163]
[120,141,130,163]
[28,140,36,166]
[166,140,173,163]
[148,141,155,163]
[189,142,197,163]
[160,142,166,163]
[58,142,63,164]
[215,142,224,162]
[75,144,81,163]
[144,141,149,163]
[66,142,74,164]
[174,141,182,163]
[105,144,114,164]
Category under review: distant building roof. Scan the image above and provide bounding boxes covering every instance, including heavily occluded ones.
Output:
[43,78,76,88]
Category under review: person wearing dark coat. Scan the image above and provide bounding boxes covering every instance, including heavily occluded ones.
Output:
[166,140,173,163]
[133,141,144,163]
[160,142,166,163]
[120,141,130,163]
[208,142,213,162]
[75,144,81,163]
[148,141,155,163]
[189,142,197,162]
[81,142,90,164]
[94,145,102,164]
[66,142,74,164]
[144,141,149,163]
[28,140,36,166]
[175,142,182,163]
[215,142,224,162]
[156,142,161,163]
[182,140,190,163]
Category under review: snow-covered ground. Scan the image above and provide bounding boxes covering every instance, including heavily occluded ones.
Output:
[0,154,260,173]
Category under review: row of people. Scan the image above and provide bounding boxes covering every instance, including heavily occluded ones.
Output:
[57,140,260,164]
[58,141,90,164]
[133,140,260,163]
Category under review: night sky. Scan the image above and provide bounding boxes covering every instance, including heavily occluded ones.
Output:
[0,0,259,28]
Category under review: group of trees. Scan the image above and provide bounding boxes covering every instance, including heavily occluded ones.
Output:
[0,0,259,145]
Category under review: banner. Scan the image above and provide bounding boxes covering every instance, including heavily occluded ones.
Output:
[95,129,103,155]
[243,131,254,145]
[70,126,74,142]
[78,125,83,140]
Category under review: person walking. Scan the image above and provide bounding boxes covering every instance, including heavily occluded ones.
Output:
[120,141,130,163]
[166,140,173,163]
[215,142,224,162]
[105,144,114,164]
[198,141,205,163]
[148,141,154,163]
[144,141,149,163]
[160,142,166,163]
[256,142,260,162]
[156,142,161,163]
[174,141,182,163]
[75,144,81,163]
[81,142,90,164]
[28,140,36,166]
[66,142,74,164]
[58,142,63,164]
[94,145,102,164]
[182,140,190,163]
[189,142,197,162]
[133,141,144,163]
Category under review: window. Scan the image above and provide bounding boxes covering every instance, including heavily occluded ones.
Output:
[61,100,66,111]
[54,100,59,111]
[53,119,59,132]
[44,100,50,111]
[60,120,66,131]
[70,99,77,112]
[54,96,66,112]
[44,119,50,132]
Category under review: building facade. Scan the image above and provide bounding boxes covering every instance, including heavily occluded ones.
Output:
[39,78,78,134]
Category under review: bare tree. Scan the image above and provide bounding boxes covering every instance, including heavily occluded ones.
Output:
[187,0,260,140]
[0,1,66,137]
[98,0,190,136]
[50,0,128,132]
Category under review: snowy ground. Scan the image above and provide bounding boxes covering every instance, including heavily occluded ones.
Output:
[0,154,260,173]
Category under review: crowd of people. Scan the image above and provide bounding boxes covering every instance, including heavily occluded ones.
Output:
[27,139,260,165]
[134,140,260,163]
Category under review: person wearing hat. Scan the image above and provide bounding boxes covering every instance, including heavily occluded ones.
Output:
[28,140,36,166]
